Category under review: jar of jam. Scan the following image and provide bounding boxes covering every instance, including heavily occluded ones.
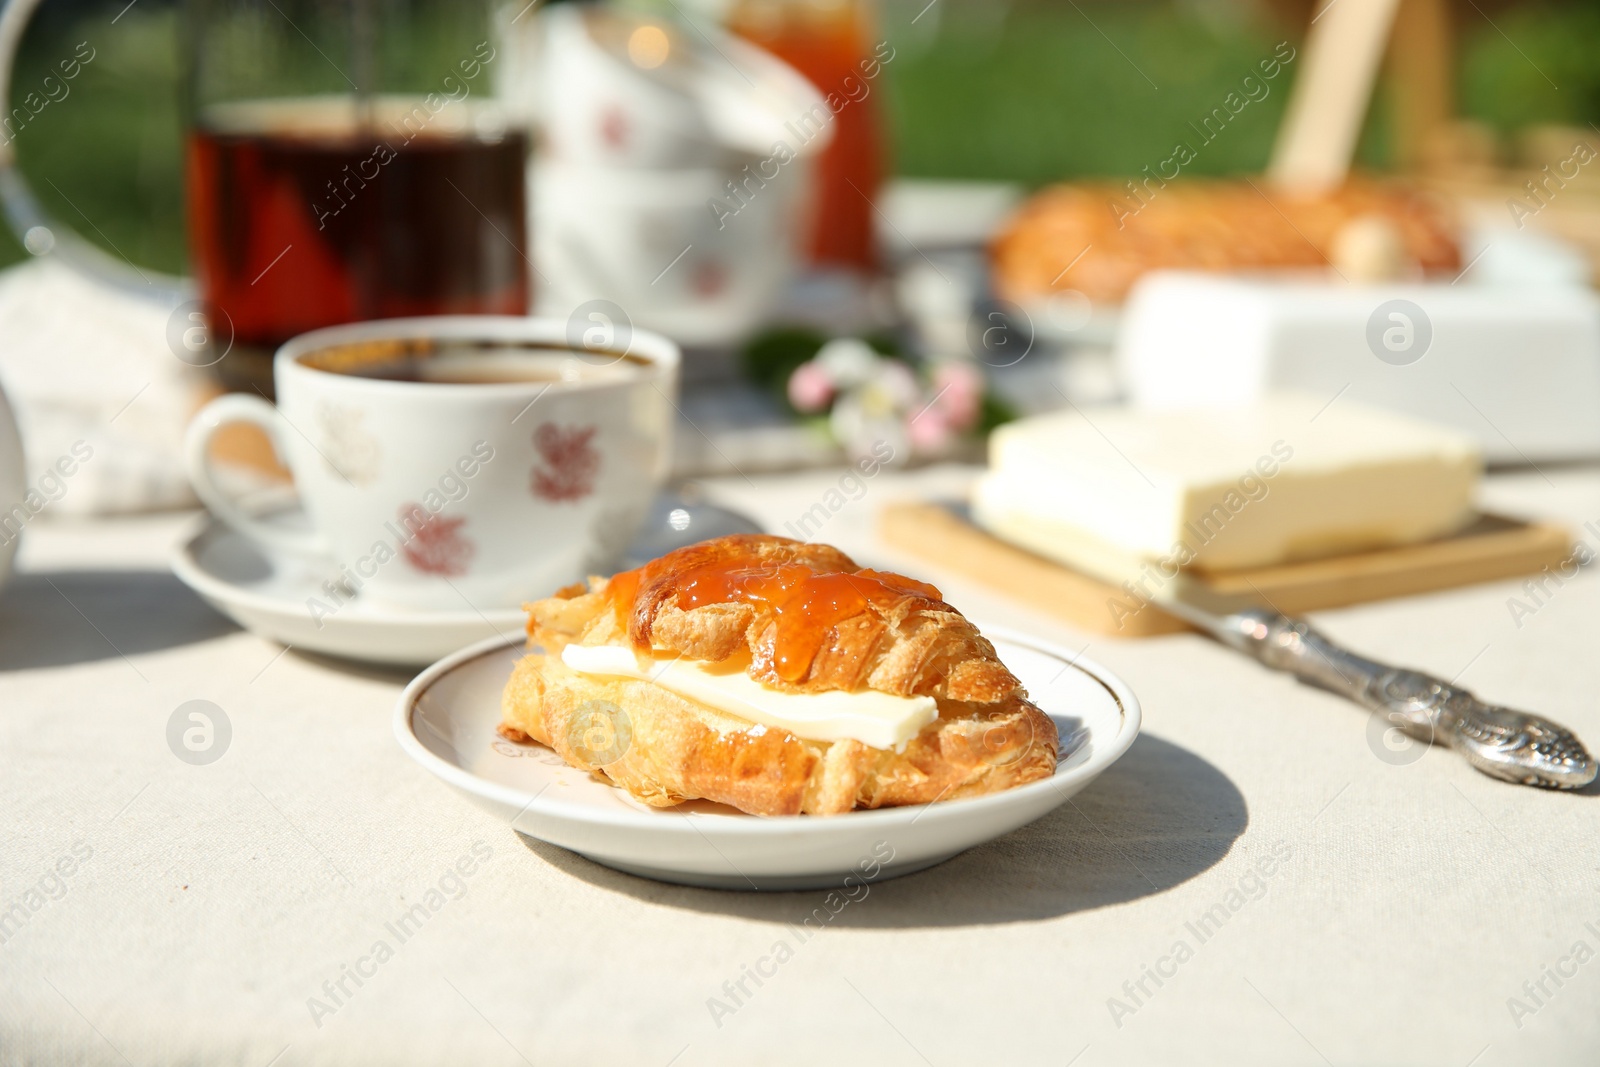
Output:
[726,0,887,272]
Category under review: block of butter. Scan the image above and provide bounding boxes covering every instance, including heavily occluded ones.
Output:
[972,394,1482,574]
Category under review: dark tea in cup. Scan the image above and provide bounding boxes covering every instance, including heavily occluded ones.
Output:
[293,337,650,385]
[186,96,530,391]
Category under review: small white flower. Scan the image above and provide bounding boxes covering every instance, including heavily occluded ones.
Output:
[873,360,921,408]
[831,392,908,466]
[815,338,880,389]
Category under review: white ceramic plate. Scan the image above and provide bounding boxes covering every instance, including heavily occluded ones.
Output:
[394,628,1141,890]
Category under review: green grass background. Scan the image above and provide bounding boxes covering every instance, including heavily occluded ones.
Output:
[2,0,1596,274]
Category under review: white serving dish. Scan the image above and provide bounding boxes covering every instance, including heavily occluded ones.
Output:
[1116,270,1600,463]
[394,627,1141,890]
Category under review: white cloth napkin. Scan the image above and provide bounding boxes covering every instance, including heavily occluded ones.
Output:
[0,258,204,515]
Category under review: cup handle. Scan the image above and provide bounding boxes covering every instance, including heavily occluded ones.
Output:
[185,394,329,558]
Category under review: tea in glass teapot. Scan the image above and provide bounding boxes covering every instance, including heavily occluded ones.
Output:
[0,0,532,392]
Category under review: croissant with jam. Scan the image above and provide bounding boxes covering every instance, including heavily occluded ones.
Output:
[498,534,1059,816]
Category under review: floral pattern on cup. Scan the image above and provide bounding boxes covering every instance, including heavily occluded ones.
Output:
[531,423,600,503]
[398,503,475,576]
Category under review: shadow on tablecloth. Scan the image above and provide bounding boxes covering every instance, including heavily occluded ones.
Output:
[517,732,1246,926]
[285,646,421,685]
[0,568,238,670]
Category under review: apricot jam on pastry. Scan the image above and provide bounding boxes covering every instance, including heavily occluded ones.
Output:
[607,535,946,683]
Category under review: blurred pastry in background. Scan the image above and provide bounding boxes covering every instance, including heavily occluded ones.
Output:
[991,179,1461,306]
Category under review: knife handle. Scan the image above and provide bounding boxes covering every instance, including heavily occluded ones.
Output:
[1212,609,1597,790]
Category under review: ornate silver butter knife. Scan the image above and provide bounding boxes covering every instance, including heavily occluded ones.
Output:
[1154,580,1597,790]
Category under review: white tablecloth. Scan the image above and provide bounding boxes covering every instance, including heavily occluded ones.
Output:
[3,463,1599,1066]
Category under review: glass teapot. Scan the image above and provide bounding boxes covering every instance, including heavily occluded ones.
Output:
[0,0,531,392]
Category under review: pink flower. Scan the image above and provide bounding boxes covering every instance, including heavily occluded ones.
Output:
[908,404,955,453]
[931,361,983,431]
[787,360,835,413]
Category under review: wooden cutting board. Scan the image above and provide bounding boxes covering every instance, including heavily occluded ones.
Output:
[880,501,1575,637]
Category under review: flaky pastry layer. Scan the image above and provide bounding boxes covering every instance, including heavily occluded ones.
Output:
[499,654,1058,816]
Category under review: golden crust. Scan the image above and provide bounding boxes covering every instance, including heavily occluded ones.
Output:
[503,534,1059,816]
[991,178,1461,306]
[499,654,1058,816]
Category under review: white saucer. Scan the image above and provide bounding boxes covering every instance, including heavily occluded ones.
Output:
[394,628,1141,890]
[171,494,763,667]
[171,512,522,666]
